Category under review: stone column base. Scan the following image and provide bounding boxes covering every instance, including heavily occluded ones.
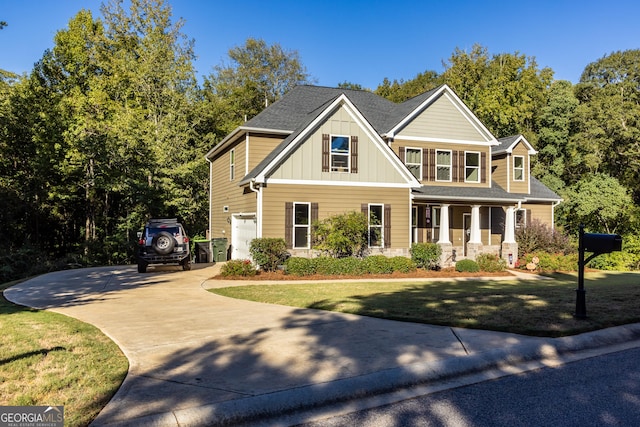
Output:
[438,242,453,268]
[466,242,484,260]
[501,242,519,268]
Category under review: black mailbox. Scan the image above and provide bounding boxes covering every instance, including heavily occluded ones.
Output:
[583,233,623,254]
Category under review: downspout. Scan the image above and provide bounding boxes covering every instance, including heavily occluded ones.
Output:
[551,200,561,231]
[206,156,214,262]
[249,179,262,237]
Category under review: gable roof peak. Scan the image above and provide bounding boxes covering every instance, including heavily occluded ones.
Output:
[494,134,537,155]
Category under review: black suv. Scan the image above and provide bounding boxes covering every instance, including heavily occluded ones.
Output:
[137,218,191,273]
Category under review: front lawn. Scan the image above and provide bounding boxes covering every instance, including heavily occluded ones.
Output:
[210,271,640,337]
[0,280,129,427]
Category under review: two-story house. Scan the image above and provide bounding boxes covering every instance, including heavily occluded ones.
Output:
[205,84,561,267]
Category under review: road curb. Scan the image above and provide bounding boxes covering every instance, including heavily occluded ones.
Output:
[96,323,640,426]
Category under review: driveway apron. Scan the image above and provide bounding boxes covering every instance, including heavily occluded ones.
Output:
[5,265,548,425]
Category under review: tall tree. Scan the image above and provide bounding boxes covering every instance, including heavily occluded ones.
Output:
[203,37,312,134]
[570,49,640,201]
[439,44,553,141]
[375,70,439,103]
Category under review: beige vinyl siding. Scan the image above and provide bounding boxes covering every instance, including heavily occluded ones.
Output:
[523,203,554,226]
[268,105,407,184]
[491,154,508,190]
[261,184,411,249]
[393,140,491,188]
[510,143,530,194]
[396,93,490,142]
[248,134,285,172]
[210,138,256,239]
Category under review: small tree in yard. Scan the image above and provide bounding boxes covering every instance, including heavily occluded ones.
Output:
[313,211,369,258]
[249,238,288,271]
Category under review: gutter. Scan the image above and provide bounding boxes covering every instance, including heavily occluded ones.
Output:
[249,180,262,237]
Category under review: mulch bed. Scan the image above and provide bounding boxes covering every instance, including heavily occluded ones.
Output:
[212,268,513,281]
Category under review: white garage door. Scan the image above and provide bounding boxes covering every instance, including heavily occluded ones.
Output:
[231,214,257,260]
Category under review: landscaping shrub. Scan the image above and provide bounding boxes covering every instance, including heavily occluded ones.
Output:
[362,255,394,274]
[516,219,574,257]
[389,256,417,273]
[455,259,480,272]
[220,259,256,277]
[313,211,369,258]
[475,253,507,272]
[410,242,442,270]
[519,251,578,272]
[249,238,288,272]
[284,257,316,276]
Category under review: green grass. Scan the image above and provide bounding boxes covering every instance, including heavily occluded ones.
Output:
[210,271,640,337]
[0,280,128,427]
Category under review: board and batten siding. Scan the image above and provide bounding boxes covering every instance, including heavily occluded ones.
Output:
[395,93,490,142]
[268,105,407,184]
[210,138,256,239]
[261,184,411,250]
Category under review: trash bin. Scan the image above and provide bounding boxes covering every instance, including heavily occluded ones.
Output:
[194,240,211,263]
[211,238,228,262]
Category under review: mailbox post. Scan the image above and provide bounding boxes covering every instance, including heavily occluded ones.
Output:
[575,225,622,319]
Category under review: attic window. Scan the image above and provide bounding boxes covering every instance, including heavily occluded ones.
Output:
[331,136,349,172]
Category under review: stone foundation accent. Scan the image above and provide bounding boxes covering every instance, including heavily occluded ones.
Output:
[501,242,519,268]
[438,242,454,268]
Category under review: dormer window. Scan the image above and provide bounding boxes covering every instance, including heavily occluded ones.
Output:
[513,156,525,181]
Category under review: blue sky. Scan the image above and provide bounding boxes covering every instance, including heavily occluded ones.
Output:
[1,0,639,89]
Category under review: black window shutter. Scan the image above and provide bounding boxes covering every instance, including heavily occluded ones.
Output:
[310,202,318,245]
[384,204,391,248]
[350,135,358,173]
[452,150,458,181]
[322,134,330,172]
[481,152,487,183]
[422,149,429,181]
[285,202,293,249]
[399,146,405,162]
[429,149,436,181]
[459,151,465,182]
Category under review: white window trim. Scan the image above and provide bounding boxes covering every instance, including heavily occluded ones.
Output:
[229,148,235,181]
[435,149,452,182]
[368,203,384,248]
[464,151,481,183]
[404,147,422,180]
[513,155,525,182]
[330,134,350,173]
[515,208,527,229]
[293,202,311,249]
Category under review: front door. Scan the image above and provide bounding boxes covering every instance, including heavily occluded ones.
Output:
[463,213,471,257]
[231,214,257,260]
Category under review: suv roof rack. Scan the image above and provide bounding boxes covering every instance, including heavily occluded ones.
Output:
[148,218,179,225]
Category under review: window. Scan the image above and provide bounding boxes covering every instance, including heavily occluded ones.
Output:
[331,135,350,172]
[515,208,527,229]
[436,150,451,181]
[229,149,235,180]
[513,156,525,181]
[405,148,422,180]
[293,203,310,248]
[368,204,383,248]
[465,152,480,182]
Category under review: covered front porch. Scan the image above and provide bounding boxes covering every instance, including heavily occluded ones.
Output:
[411,201,520,268]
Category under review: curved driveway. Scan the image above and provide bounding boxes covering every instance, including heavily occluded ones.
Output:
[6,265,584,426]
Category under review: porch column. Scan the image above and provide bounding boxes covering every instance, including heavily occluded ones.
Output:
[469,205,481,244]
[438,204,450,244]
[502,206,518,268]
[504,207,516,243]
[437,204,453,267]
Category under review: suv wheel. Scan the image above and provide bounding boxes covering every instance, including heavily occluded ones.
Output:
[152,231,175,255]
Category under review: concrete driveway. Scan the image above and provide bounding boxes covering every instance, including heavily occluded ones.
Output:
[6,265,639,426]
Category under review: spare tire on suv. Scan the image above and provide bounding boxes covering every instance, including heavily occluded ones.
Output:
[137,218,191,273]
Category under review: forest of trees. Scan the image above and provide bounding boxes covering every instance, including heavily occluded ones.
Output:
[1,0,639,280]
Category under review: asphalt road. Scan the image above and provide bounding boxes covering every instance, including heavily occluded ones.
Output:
[298,347,640,427]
